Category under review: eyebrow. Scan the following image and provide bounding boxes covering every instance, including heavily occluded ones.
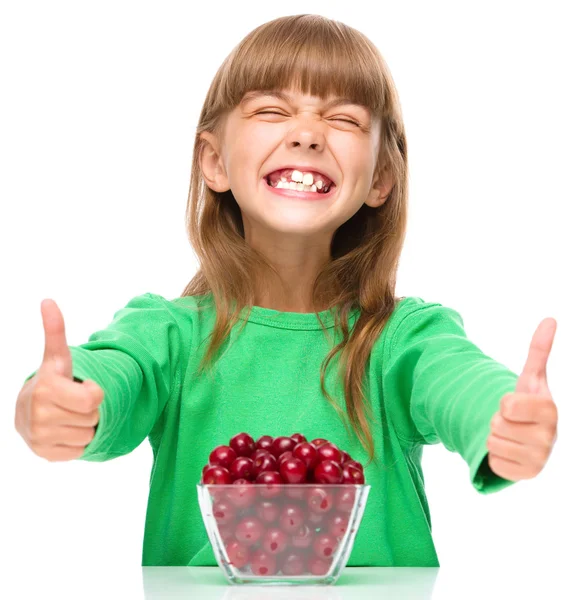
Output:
[241,90,369,112]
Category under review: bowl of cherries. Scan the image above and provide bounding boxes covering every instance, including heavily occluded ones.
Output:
[196,432,370,586]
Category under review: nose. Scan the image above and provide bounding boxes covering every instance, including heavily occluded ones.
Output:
[285,115,326,151]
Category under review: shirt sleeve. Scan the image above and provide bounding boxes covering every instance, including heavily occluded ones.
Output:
[22,292,192,462]
[388,301,520,494]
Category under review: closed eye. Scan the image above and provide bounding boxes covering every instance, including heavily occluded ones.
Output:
[256,111,359,126]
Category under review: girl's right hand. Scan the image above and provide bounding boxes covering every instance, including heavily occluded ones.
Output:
[14,299,104,462]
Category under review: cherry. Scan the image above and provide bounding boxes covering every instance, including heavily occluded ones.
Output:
[229,456,254,481]
[335,487,356,513]
[307,487,335,514]
[340,450,351,463]
[225,539,250,569]
[218,521,235,542]
[279,457,307,484]
[290,433,307,445]
[310,438,329,448]
[235,516,265,546]
[342,463,365,484]
[284,485,307,500]
[290,523,314,549]
[261,527,289,555]
[255,435,274,451]
[280,552,305,575]
[212,499,236,525]
[208,445,237,470]
[250,448,271,462]
[270,436,297,458]
[326,512,349,538]
[292,442,319,470]
[307,511,325,526]
[344,459,364,472]
[313,532,339,559]
[256,471,284,499]
[225,479,257,509]
[316,442,343,464]
[277,450,294,466]
[250,548,278,576]
[252,452,278,479]
[279,503,306,534]
[314,460,343,484]
[307,555,333,576]
[255,500,280,523]
[202,466,232,485]
[229,432,256,457]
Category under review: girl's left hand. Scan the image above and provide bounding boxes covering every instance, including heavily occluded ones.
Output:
[486,318,559,482]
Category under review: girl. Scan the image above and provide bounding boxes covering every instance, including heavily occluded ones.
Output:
[17,14,557,568]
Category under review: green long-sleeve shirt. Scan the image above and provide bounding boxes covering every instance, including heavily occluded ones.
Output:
[24,292,519,566]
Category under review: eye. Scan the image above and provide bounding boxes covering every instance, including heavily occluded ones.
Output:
[256,111,359,126]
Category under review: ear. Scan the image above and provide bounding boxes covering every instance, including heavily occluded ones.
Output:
[364,163,394,208]
[199,131,230,193]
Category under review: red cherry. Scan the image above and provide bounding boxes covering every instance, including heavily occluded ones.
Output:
[218,521,235,542]
[252,452,278,479]
[344,459,364,472]
[235,516,265,546]
[279,457,307,484]
[307,511,325,526]
[292,442,319,470]
[342,463,365,484]
[335,488,356,513]
[340,450,351,463]
[307,555,332,576]
[316,442,343,464]
[277,450,294,466]
[270,436,296,458]
[250,548,278,576]
[310,438,329,448]
[290,433,307,445]
[225,539,250,569]
[261,527,289,555]
[279,503,305,534]
[307,487,335,514]
[313,532,339,559]
[284,485,307,500]
[208,445,237,469]
[225,479,257,509]
[256,471,284,499]
[255,435,274,451]
[290,523,314,549]
[255,500,280,523]
[229,432,256,457]
[201,464,214,480]
[229,456,254,481]
[212,499,236,526]
[326,512,349,538]
[250,448,271,462]
[280,552,306,575]
[314,460,343,484]
[202,465,232,485]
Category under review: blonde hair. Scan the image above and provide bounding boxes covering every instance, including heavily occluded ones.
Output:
[181,14,408,469]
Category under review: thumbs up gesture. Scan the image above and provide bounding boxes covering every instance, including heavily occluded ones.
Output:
[14,299,104,462]
[486,318,559,482]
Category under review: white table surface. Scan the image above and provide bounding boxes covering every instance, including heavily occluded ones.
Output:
[6,564,574,599]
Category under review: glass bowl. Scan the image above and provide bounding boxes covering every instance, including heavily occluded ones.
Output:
[196,483,370,585]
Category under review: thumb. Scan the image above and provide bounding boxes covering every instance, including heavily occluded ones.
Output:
[40,298,73,379]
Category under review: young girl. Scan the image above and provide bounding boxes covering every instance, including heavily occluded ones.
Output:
[16,14,558,568]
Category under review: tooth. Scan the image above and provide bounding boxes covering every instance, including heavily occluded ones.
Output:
[276,181,284,188]
[291,170,303,183]
[302,173,314,186]
[311,184,317,192]
[296,182,304,191]
[316,180,323,190]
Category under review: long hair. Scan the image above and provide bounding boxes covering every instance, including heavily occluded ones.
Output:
[181,14,408,469]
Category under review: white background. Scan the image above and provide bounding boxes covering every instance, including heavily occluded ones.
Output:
[2,1,583,598]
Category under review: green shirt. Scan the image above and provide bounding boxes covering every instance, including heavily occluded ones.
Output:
[24,292,518,566]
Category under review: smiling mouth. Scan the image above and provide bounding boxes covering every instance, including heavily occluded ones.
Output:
[262,176,337,200]
[263,175,336,195]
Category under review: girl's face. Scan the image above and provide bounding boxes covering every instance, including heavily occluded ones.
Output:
[199,87,392,246]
